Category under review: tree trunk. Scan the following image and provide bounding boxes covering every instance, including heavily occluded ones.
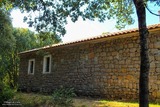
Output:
[133,0,150,107]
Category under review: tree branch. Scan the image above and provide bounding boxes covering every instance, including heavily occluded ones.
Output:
[144,3,160,16]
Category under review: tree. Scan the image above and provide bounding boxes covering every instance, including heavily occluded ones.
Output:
[4,28,37,89]
[13,28,62,50]
[0,8,15,104]
[9,0,160,106]
[133,1,150,106]
[35,31,61,47]
[0,8,15,81]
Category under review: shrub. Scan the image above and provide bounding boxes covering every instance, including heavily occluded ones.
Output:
[0,82,15,105]
[52,87,76,107]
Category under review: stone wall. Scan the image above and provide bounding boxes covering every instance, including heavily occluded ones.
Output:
[19,30,160,102]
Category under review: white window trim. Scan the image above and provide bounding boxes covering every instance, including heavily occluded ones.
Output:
[43,55,52,74]
[28,59,35,75]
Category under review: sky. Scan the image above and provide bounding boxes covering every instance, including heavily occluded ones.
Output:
[11,3,160,43]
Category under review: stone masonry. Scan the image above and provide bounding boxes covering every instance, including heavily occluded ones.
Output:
[19,26,160,102]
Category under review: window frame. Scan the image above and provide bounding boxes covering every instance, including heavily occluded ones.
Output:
[43,55,52,74]
[28,59,35,75]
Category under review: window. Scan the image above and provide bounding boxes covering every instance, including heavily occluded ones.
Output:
[28,59,35,74]
[43,55,51,73]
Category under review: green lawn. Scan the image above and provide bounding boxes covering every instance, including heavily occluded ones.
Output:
[11,92,160,107]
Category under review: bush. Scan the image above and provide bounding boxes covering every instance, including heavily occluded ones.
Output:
[52,87,76,107]
[0,82,15,105]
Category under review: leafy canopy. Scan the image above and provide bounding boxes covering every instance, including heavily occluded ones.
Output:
[12,0,160,37]
[12,0,134,37]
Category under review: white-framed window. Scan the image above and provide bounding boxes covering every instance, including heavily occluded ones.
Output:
[43,55,51,74]
[28,59,35,75]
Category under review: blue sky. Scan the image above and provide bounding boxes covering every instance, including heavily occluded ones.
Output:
[11,3,160,43]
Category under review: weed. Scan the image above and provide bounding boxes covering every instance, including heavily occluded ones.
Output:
[52,87,76,107]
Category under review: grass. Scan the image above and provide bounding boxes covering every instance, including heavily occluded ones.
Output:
[11,92,160,107]
[11,92,53,107]
[95,100,160,107]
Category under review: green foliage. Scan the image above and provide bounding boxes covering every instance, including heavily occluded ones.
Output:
[0,8,15,54]
[13,0,135,36]
[11,0,159,36]
[13,28,38,51]
[0,0,13,10]
[0,8,15,88]
[13,28,62,51]
[52,87,76,107]
[0,82,15,105]
[36,31,61,47]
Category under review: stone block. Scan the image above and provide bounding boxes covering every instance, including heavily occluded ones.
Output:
[150,49,159,55]
[150,62,156,68]
[157,91,160,98]
[88,52,94,59]
[157,81,160,85]
[132,57,139,61]
[156,68,160,72]
[156,63,160,68]
[152,91,157,98]
[155,56,160,61]
[112,52,117,56]
[100,52,106,57]
[154,42,160,48]
[156,99,160,103]
[149,43,154,48]
[128,44,133,48]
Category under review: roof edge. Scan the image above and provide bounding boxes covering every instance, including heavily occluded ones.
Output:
[19,23,160,55]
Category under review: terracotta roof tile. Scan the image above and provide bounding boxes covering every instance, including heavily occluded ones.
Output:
[19,24,160,54]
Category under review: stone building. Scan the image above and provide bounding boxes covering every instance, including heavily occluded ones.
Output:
[19,24,160,102]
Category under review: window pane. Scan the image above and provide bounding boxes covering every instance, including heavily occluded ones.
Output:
[43,55,51,73]
[30,61,34,73]
[46,57,50,72]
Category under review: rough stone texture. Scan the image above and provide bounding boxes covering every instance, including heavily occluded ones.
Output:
[19,30,160,102]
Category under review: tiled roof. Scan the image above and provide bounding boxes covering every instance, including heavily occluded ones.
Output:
[19,24,160,54]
